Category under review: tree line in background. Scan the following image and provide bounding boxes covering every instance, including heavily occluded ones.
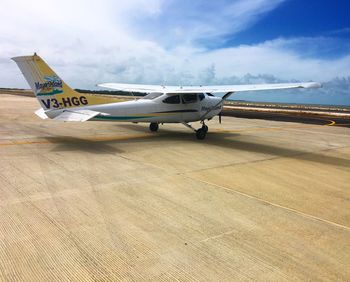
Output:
[75,89,146,96]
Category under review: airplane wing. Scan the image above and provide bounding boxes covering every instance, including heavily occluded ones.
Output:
[53,109,108,122]
[98,82,321,94]
[98,83,168,93]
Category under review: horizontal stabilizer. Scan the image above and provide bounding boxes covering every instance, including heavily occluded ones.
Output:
[35,108,48,119]
[53,109,107,122]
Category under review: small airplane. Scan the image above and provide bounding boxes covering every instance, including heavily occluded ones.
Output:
[12,53,321,139]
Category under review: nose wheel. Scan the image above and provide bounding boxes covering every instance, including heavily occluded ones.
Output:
[182,122,208,140]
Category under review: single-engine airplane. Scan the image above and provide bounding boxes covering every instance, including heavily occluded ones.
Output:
[13,54,321,139]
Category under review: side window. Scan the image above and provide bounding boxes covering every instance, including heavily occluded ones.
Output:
[199,93,205,101]
[163,95,180,104]
[182,94,198,104]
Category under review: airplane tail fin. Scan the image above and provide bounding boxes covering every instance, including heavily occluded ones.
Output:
[12,53,83,110]
[12,53,120,111]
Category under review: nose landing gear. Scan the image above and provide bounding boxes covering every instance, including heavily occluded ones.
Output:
[196,123,208,140]
[182,122,208,140]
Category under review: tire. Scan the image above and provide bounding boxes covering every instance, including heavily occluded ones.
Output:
[149,123,159,132]
[196,128,207,140]
[202,125,208,133]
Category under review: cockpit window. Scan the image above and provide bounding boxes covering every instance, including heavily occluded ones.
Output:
[199,93,205,101]
[163,95,180,104]
[182,93,198,104]
[142,92,163,100]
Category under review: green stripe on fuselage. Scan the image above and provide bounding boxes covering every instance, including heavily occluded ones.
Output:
[94,115,155,120]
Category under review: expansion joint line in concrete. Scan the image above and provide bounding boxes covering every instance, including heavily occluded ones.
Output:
[178,144,350,178]
[185,176,350,239]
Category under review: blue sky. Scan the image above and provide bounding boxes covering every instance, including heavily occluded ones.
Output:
[228,0,350,59]
[232,0,350,43]
[0,0,349,105]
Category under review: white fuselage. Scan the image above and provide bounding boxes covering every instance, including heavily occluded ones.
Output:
[46,93,223,123]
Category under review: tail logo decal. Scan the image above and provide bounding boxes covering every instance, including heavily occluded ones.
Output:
[35,75,63,96]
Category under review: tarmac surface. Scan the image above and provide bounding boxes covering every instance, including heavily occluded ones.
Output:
[0,94,350,281]
[223,108,350,128]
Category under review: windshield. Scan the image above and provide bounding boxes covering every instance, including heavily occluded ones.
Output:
[142,93,163,100]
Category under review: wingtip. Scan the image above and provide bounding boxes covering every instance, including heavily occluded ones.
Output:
[97,83,107,87]
[304,82,322,89]
[313,82,322,89]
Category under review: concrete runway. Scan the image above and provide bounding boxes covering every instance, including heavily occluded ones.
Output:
[0,94,350,281]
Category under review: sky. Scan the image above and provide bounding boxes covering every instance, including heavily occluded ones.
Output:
[1,0,350,105]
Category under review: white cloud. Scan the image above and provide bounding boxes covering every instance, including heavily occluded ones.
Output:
[1,0,350,106]
[130,0,286,46]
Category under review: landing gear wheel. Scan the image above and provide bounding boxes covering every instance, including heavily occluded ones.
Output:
[196,128,207,140]
[202,125,208,133]
[149,123,159,132]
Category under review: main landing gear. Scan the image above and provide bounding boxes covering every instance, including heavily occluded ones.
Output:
[149,122,159,132]
[182,122,208,140]
[150,122,208,139]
